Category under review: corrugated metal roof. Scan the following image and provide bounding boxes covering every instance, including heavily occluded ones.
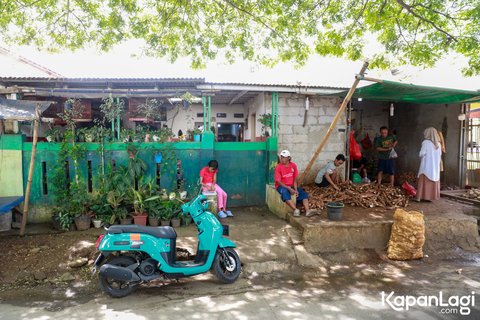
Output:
[204,81,347,90]
[0,76,205,81]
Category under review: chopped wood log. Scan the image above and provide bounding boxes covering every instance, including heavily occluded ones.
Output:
[304,183,410,210]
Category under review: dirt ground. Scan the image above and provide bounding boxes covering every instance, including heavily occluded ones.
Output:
[0,227,102,300]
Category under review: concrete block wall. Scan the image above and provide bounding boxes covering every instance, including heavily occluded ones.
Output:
[390,103,462,186]
[277,94,346,183]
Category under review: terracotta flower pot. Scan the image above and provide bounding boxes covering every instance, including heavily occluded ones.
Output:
[133,214,148,226]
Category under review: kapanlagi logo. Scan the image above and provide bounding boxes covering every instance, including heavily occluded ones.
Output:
[381,291,476,316]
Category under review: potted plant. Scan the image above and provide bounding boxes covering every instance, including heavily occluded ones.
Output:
[192,128,202,142]
[170,211,181,228]
[258,113,273,140]
[169,199,182,228]
[69,183,92,231]
[117,207,131,225]
[120,128,134,142]
[160,209,172,226]
[107,190,130,224]
[131,188,148,226]
[46,127,61,142]
[146,199,162,226]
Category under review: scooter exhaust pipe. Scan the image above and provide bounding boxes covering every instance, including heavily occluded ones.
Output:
[99,264,141,282]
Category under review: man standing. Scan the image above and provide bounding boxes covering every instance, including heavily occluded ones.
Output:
[275,150,317,217]
[375,126,397,186]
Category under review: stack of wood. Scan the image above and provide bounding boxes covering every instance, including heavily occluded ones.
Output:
[398,171,417,186]
[303,183,409,210]
[462,188,480,200]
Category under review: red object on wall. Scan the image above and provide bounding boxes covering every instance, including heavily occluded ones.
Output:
[350,131,362,161]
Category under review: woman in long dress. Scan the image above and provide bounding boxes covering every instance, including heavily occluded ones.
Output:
[416,127,442,201]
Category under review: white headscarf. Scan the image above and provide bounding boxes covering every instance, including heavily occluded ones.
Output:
[424,127,440,149]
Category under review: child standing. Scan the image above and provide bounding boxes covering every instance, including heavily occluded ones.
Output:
[199,160,233,219]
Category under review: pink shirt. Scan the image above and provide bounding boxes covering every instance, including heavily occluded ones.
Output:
[200,166,217,184]
[274,162,298,188]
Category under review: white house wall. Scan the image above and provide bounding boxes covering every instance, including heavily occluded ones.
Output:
[244,92,267,141]
[277,94,346,183]
[166,103,246,136]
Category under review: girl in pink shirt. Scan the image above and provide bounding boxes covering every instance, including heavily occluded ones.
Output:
[199,160,232,219]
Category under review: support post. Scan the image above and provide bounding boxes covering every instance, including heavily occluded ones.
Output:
[20,105,40,236]
[116,97,121,141]
[299,61,369,183]
[207,96,212,132]
[202,96,207,132]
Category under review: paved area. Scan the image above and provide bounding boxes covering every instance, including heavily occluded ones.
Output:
[1,205,480,319]
[2,253,480,320]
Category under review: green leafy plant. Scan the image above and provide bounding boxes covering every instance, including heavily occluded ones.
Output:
[258,113,272,136]
[152,127,174,142]
[45,127,61,142]
[137,98,162,122]
[127,144,147,187]
[100,95,124,124]
[145,198,163,219]
[131,188,147,216]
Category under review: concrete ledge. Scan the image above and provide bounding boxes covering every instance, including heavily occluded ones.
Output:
[303,221,393,254]
[424,216,480,252]
[266,184,296,219]
[271,201,480,254]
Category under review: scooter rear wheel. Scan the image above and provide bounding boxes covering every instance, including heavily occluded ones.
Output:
[99,256,139,298]
[212,248,241,284]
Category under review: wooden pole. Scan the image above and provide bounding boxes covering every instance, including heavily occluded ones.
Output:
[299,61,369,183]
[20,105,40,236]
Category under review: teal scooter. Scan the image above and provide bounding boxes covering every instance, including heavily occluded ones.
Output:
[93,194,241,298]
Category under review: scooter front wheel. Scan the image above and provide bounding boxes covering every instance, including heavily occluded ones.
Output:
[99,256,139,298]
[212,248,241,284]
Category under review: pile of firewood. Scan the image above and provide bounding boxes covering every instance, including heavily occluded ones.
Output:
[462,188,480,200]
[304,182,409,210]
[398,171,417,186]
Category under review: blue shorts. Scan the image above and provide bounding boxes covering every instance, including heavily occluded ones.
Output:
[277,186,308,203]
[378,159,396,175]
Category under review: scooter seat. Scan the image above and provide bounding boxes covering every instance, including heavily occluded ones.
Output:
[107,225,177,239]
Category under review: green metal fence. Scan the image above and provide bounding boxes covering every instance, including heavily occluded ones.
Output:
[1,134,278,208]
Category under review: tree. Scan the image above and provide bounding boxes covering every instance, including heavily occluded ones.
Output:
[1,0,479,75]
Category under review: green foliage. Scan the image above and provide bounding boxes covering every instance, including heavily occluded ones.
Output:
[152,127,174,142]
[137,98,162,122]
[127,144,148,184]
[130,188,147,215]
[158,199,182,221]
[258,113,272,136]
[45,127,62,142]
[0,1,479,74]
[100,95,124,124]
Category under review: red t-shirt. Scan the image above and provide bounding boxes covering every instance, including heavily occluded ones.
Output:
[274,162,298,188]
[200,166,217,184]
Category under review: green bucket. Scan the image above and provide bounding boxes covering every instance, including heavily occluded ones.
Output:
[326,202,344,221]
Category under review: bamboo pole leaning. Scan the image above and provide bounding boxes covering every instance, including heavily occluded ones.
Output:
[20,105,40,236]
[299,61,369,184]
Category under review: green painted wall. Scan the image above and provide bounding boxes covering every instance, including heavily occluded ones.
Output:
[0,135,24,197]
[0,134,278,219]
